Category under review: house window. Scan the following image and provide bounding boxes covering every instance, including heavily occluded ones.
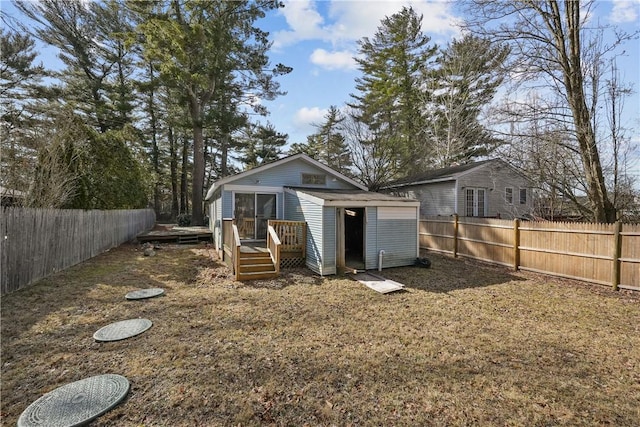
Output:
[519,188,527,204]
[505,187,513,204]
[302,173,326,185]
[466,188,486,217]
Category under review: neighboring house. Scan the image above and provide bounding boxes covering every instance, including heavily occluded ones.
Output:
[205,154,420,277]
[0,185,26,207]
[381,159,533,219]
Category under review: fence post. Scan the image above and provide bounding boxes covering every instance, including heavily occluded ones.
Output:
[513,218,520,271]
[453,214,459,258]
[612,221,622,291]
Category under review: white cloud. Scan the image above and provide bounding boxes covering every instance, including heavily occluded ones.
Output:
[272,0,326,49]
[609,0,639,23]
[293,106,328,131]
[273,0,460,49]
[309,48,357,70]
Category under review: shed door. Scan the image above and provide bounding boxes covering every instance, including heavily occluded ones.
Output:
[337,207,365,272]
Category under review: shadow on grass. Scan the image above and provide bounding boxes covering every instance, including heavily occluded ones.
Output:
[238,268,325,290]
[381,252,525,293]
[0,242,219,339]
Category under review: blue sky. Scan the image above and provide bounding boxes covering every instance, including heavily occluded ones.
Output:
[2,0,639,179]
[257,0,640,181]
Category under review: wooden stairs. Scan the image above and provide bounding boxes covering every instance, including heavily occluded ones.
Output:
[237,249,278,281]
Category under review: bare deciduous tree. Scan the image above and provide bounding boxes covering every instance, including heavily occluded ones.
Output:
[463,0,638,222]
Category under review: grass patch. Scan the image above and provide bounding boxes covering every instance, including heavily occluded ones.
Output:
[2,243,639,426]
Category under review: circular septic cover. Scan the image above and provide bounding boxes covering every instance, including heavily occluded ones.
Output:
[125,288,165,300]
[93,318,152,342]
[17,374,129,427]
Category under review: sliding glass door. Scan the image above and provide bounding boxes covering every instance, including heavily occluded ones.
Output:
[234,193,276,240]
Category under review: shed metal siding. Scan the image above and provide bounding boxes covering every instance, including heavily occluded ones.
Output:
[322,207,337,275]
[375,216,418,268]
[284,191,324,275]
[365,207,378,269]
[231,158,356,189]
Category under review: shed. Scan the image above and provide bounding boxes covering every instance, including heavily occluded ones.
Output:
[205,154,419,279]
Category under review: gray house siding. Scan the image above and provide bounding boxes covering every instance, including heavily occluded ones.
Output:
[231,158,355,189]
[389,181,456,217]
[284,192,324,275]
[222,190,233,218]
[457,163,533,219]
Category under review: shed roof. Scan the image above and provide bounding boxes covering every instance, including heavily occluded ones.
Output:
[286,187,419,207]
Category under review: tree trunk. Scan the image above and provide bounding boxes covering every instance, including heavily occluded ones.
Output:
[191,124,205,225]
[180,135,189,215]
[563,1,616,222]
[168,126,179,220]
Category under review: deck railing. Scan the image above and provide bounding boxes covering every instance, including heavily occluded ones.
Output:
[268,220,306,257]
[267,225,281,275]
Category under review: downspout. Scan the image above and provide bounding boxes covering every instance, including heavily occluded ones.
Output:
[378,249,385,271]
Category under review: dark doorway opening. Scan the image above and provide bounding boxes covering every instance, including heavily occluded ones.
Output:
[344,207,365,269]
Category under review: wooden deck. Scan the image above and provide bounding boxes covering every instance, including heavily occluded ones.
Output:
[137,226,212,244]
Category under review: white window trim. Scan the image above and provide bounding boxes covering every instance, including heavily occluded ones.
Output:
[505,187,514,205]
[465,188,487,217]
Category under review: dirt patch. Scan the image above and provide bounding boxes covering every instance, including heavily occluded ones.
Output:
[2,244,638,426]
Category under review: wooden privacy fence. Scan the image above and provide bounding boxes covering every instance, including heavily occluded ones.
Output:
[419,215,640,291]
[1,207,156,294]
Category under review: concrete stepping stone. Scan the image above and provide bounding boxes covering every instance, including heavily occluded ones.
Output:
[125,288,165,300]
[17,374,129,427]
[93,318,152,342]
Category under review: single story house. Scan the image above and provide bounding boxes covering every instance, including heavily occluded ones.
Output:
[381,159,533,219]
[205,154,419,278]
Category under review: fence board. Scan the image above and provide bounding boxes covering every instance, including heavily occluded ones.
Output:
[1,207,155,294]
[419,216,639,289]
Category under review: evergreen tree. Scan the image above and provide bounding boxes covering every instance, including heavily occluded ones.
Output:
[349,6,437,177]
[428,35,509,167]
[131,0,291,225]
[239,123,287,169]
[0,29,47,198]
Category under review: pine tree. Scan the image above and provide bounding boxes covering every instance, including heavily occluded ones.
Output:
[428,35,509,167]
[349,6,437,177]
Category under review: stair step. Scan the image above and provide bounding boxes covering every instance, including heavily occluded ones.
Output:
[239,251,271,258]
[241,263,277,273]
[239,256,273,266]
[237,270,278,281]
[178,235,200,244]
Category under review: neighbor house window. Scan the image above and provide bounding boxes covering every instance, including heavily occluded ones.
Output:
[302,173,326,185]
[466,188,486,217]
[519,188,527,204]
[505,187,513,204]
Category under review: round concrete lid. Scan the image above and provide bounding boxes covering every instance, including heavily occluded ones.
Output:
[93,318,152,342]
[17,374,130,427]
[125,288,165,300]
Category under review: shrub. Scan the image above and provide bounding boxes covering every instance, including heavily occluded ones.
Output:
[177,214,191,226]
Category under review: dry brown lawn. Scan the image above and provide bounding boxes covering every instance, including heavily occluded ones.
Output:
[1,243,639,426]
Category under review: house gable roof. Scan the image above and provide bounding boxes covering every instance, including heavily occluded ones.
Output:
[381,159,528,189]
[205,153,366,200]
